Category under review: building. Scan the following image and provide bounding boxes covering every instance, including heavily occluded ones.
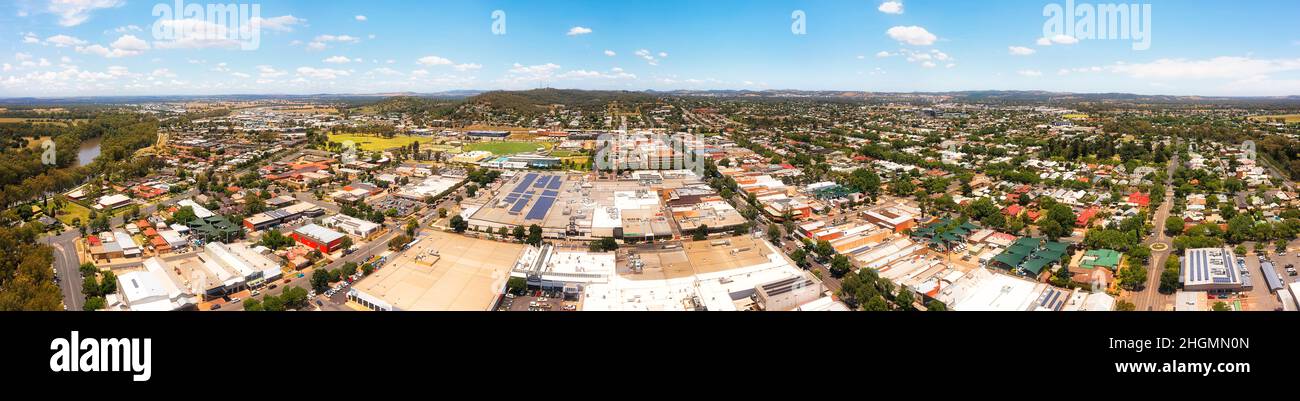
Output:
[348,231,526,311]
[754,274,824,311]
[467,130,510,138]
[863,208,917,233]
[116,257,197,311]
[1181,247,1249,292]
[243,202,324,231]
[292,224,346,253]
[323,214,381,239]
[97,194,132,210]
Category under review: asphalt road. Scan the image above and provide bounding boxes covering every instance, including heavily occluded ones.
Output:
[42,229,84,311]
[1135,153,1178,311]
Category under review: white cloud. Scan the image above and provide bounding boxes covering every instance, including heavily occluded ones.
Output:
[47,0,125,27]
[231,72,251,78]
[151,68,176,78]
[567,26,593,36]
[113,25,141,33]
[921,61,937,68]
[296,67,350,80]
[1108,56,1300,80]
[417,56,453,66]
[658,52,668,58]
[253,15,306,32]
[110,34,149,52]
[152,19,242,49]
[323,56,352,64]
[1017,69,1043,77]
[257,65,286,78]
[452,63,482,72]
[634,49,663,65]
[1038,34,1079,45]
[604,50,616,57]
[46,34,88,47]
[306,34,360,51]
[886,26,937,46]
[355,15,367,22]
[22,33,41,44]
[878,1,904,14]
[1008,46,1036,56]
[876,51,893,58]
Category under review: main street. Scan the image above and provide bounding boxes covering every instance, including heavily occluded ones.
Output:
[1135,152,1179,311]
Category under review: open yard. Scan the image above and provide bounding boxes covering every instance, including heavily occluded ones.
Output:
[55,201,92,226]
[463,141,550,155]
[328,133,436,152]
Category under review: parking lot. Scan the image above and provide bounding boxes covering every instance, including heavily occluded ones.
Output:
[1237,247,1297,311]
[500,290,578,312]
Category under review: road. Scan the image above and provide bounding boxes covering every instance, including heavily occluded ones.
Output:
[1134,152,1179,311]
[41,229,85,311]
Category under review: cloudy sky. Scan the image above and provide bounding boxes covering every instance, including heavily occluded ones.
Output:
[1,0,1297,97]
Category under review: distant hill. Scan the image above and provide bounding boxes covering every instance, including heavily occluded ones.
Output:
[467,89,658,115]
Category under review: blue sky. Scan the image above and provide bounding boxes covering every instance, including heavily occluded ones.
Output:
[1,0,1297,97]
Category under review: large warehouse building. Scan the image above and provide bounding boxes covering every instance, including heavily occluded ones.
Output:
[1181,247,1250,292]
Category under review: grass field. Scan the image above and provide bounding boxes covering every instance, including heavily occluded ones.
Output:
[55,201,92,226]
[328,133,436,151]
[1249,114,1300,123]
[463,141,550,155]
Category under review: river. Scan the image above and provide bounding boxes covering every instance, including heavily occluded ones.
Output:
[76,137,101,167]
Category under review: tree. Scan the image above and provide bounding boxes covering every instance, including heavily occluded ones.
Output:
[895,289,915,311]
[341,262,358,277]
[1115,300,1137,311]
[1276,239,1289,253]
[340,236,354,251]
[693,224,709,241]
[506,277,527,295]
[99,271,117,295]
[311,269,330,293]
[813,240,834,262]
[925,300,947,311]
[589,237,619,252]
[83,296,106,311]
[1039,219,1066,241]
[406,219,420,237]
[1212,301,1231,311]
[449,215,467,233]
[172,206,197,224]
[243,297,263,311]
[1165,217,1186,236]
[1118,263,1147,291]
[526,224,543,246]
[829,255,852,277]
[790,248,810,269]
[767,224,781,243]
[512,226,525,241]
[388,234,411,251]
[862,297,890,311]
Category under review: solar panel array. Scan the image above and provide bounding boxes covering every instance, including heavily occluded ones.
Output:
[503,173,561,221]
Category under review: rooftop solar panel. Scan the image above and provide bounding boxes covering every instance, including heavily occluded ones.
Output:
[512,173,538,194]
[526,196,556,220]
[509,198,529,214]
[535,175,551,188]
[547,177,562,189]
[542,190,559,197]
